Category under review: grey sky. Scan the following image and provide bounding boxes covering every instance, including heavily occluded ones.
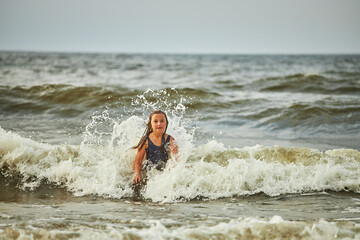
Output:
[0,0,359,54]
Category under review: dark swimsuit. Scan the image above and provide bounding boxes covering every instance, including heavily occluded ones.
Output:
[145,135,171,170]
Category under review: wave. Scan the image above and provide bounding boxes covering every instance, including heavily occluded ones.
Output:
[3,70,359,116]
[1,113,359,203]
[246,101,360,133]
[251,73,360,95]
[1,83,359,149]
[0,84,141,110]
[1,216,358,240]
[146,142,360,202]
[0,84,221,114]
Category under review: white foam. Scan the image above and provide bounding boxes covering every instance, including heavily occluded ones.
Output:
[1,118,360,202]
[145,143,360,202]
[1,216,358,240]
[0,109,195,199]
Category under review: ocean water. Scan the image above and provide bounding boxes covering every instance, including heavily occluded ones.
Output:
[0,52,360,239]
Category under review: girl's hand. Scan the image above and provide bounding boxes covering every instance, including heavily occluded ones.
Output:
[133,173,141,184]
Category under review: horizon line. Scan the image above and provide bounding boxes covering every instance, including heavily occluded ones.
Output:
[1,49,360,56]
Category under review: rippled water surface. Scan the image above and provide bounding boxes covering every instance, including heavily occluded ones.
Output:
[1,52,359,239]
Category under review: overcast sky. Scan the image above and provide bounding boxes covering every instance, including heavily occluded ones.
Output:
[0,0,359,54]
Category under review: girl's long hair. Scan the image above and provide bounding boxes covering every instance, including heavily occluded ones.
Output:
[132,110,169,153]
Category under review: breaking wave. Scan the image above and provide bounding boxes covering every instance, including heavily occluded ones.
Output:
[1,114,359,203]
[1,216,359,240]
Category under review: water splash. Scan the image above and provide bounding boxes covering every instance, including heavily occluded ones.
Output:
[1,89,359,202]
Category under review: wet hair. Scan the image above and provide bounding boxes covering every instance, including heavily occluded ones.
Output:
[132,110,169,153]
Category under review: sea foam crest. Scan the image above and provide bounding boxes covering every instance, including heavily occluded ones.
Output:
[1,82,360,203]
[145,142,360,202]
[1,120,360,202]
[0,88,196,199]
[0,102,194,199]
[1,123,360,202]
[1,216,358,240]
[0,122,136,197]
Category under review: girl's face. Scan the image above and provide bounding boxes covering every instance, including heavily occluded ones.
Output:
[150,113,167,134]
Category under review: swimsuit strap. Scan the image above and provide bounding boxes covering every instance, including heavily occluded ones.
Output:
[165,134,171,143]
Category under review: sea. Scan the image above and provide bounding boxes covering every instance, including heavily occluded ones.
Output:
[0,51,359,239]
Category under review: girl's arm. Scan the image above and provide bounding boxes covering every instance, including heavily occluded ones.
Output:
[133,143,146,184]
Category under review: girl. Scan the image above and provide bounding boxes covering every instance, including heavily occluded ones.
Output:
[132,110,178,184]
